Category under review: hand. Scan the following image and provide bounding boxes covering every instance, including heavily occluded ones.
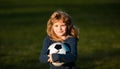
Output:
[48,50,59,63]
[48,54,53,63]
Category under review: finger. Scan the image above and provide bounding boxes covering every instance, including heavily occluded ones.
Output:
[48,55,50,57]
[48,59,52,62]
[55,50,59,53]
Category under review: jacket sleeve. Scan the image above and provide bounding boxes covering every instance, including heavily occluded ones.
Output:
[52,37,78,63]
[39,36,51,63]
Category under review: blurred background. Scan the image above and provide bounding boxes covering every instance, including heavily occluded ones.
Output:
[0,0,120,69]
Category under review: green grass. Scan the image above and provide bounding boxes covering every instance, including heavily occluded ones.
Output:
[0,0,120,69]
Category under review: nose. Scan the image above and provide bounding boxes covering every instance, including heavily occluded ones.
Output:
[58,26,62,30]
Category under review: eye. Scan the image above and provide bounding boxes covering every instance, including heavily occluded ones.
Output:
[61,25,66,27]
[54,24,58,27]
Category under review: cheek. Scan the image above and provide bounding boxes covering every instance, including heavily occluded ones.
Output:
[52,27,58,32]
[62,27,67,31]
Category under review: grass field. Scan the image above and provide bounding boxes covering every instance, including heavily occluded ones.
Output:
[0,0,120,69]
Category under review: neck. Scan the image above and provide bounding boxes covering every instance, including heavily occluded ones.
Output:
[61,35,70,40]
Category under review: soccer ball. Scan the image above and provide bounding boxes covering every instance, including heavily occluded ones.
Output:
[47,42,70,66]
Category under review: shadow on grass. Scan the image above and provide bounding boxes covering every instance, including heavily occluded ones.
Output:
[0,54,49,69]
[1,48,119,69]
[77,48,120,69]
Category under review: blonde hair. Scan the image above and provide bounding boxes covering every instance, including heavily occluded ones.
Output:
[47,10,79,41]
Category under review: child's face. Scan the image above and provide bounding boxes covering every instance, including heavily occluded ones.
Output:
[52,20,67,38]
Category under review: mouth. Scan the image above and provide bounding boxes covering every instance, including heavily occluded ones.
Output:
[58,31,64,34]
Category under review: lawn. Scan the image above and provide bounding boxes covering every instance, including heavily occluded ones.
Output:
[0,0,120,69]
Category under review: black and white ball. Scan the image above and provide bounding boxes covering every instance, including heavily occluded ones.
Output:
[47,42,70,66]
